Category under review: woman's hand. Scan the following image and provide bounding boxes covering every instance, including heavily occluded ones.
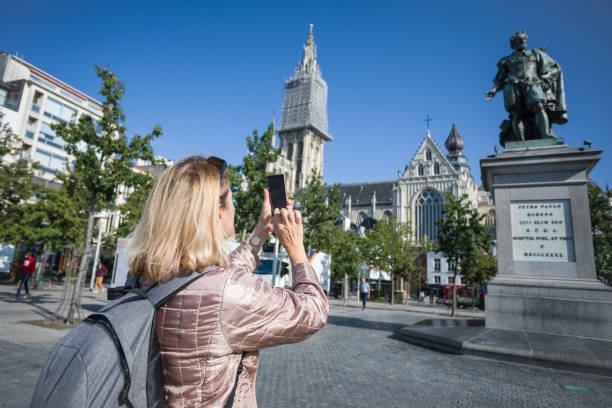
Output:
[249,189,274,249]
[272,200,307,265]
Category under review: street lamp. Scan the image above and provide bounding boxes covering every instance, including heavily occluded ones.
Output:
[89,214,108,291]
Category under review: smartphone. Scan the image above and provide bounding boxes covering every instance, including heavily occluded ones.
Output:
[267,174,287,209]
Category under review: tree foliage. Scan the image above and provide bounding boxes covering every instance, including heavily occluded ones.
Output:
[232,123,280,240]
[51,65,161,322]
[436,192,492,316]
[322,226,361,282]
[588,184,612,285]
[0,121,37,245]
[298,169,342,252]
[362,217,418,303]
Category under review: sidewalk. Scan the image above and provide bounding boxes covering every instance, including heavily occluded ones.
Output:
[329,297,485,318]
[0,286,107,407]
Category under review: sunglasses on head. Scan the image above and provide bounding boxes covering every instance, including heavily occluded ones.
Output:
[206,156,227,185]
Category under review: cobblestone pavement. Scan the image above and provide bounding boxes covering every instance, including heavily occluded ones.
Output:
[256,305,612,408]
[1,286,611,407]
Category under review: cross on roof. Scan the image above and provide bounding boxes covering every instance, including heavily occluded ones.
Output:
[423,114,434,130]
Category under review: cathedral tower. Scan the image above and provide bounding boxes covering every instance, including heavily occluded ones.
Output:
[271,25,332,191]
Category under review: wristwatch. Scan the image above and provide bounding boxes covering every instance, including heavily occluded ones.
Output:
[248,234,262,247]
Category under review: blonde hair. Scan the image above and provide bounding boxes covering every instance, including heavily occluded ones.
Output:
[127,156,230,282]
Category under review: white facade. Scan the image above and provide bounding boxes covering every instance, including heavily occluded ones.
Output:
[0,52,103,187]
[427,252,461,285]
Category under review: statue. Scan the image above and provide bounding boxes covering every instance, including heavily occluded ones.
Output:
[485,31,568,146]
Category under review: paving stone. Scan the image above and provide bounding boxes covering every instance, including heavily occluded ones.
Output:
[1,288,611,407]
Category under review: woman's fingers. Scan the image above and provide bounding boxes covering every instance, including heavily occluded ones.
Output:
[294,210,302,226]
[280,208,290,225]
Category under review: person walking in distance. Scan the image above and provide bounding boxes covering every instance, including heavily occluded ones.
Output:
[360,278,370,311]
[93,262,107,293]
[13,252,35,299]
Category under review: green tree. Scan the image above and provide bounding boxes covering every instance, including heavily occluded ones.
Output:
[105,173,156,248]
[52,65,161,323]
[324,226,361,301]
[298,169,342,252]
[436,192,492,317]
[232,123,280,240]
[459,248,497,309]
[588,184,612,285]
[362,217,418,304]
[0,121,37,246]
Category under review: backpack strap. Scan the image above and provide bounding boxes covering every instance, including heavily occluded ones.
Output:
[145,265,219,308]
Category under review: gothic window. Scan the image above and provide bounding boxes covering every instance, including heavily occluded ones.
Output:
[434,162,440,175]
[383,210,392,223]
[295,141,304,190]
[287,143,294,160]
[426,149,432,161]
[418,164,424,176]
[414,188,443,241]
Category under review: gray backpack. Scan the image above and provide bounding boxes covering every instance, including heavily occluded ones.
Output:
[30,266,243,408]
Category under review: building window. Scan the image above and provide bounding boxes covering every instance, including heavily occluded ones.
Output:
[434,276,441,284]
[38,122,66,150]
[448,259,456,271]
[434,258,441,272]
[426,149,432,161]
[32,148,67,174]
[383,210,392,223]
[418,164,424,176]
[295,141,303,190]
[448,276,455,284]
[287,143,293,160]
[43,97,77,122]
[415,188,443,241]
[434,162,440,175]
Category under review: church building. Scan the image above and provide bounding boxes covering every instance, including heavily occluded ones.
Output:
[269,27,494,291]
[339,125,493,288]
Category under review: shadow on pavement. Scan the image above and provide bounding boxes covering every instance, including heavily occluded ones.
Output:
[326,315,407,333]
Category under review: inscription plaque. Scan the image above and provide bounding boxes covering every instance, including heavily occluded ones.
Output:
[510,200,575,262]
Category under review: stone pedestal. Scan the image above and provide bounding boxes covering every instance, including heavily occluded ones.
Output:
[480,145,612,340]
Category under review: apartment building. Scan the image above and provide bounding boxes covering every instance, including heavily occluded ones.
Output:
[0,52,104,188]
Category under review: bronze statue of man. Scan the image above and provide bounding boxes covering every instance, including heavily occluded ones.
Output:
[485,31,568,146]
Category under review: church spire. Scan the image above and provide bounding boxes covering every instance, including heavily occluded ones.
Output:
[297,24,319,74]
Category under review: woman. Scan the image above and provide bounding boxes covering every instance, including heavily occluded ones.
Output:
[93,262,107,293]
[127,156,328,407]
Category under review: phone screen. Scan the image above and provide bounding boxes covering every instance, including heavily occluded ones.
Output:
[267,174,287,209]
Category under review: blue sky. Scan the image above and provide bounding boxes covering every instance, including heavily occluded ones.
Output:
[4,0,612,187]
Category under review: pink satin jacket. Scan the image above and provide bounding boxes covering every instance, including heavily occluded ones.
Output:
[154,243,328,407]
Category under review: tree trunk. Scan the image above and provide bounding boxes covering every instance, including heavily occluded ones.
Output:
[66,193,97,323]
[343,273,348,307]
[451,261,457,317]
[391,272,395,304]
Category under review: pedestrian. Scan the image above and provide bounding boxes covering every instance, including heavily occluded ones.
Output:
[419,290,425,303]
[93,262,107,293]
[130,156,328,407]
[12,251,35,299]
[359,278,370,311]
